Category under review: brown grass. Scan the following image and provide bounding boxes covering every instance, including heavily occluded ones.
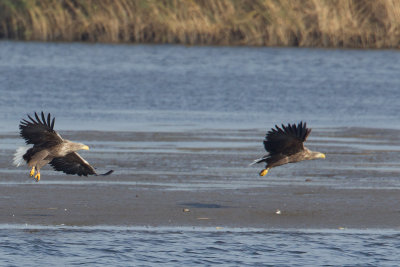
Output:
[0,0,399,48]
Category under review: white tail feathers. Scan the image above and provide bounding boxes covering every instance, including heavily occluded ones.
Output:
[13,146,30,167]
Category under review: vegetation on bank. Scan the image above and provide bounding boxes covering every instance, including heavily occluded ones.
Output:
[0,0,399,48]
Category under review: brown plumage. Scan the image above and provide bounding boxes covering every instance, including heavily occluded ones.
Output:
[13,112,113,181]
[251,122,325,176]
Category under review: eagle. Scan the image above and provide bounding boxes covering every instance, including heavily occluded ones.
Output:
[13,112,113,181]
[251,122,325,176]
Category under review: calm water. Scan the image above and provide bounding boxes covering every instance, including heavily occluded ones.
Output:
[0,41,400,131]
[1,41,400,265]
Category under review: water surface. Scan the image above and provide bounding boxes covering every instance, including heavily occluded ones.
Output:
[1,225,400,266]
[1,42,399,131]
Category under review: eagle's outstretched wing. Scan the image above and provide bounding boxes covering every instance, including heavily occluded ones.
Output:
[19,112,63,147]
[263,121,311,156]
[50,152,113,176]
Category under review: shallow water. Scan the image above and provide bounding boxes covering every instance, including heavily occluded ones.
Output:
[1,42,400,265]
[2,127,400,190]
[1,225,400,266]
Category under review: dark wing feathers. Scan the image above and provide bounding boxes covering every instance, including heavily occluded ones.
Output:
[50,152,113,177]
[19,112,63,147]
[50,152,95,176]
[263,121,311,155]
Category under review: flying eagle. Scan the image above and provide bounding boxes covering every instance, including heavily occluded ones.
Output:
[13,112,113,181]
[251,122,325,176]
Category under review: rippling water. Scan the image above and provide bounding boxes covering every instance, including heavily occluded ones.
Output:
[1,41,400,131]
[1,225,400,266]
[1,42,400,265]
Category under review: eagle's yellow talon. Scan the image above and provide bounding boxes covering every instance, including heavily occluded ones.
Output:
[259,168,269,176]
[30,167,35,177]
[34,172,40,182]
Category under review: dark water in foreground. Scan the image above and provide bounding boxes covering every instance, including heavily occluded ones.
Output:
[1,225,400,266]
[1,42,400,265]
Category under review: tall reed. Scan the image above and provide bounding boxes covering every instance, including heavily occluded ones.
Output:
[0,0,399,48]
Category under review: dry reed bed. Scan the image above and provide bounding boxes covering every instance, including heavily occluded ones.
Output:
[0,0,399,48]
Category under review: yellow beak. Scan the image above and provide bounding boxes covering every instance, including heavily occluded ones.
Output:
[82,145,90,150]
[320,153,326,159]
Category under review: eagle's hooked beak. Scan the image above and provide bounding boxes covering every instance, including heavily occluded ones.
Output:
[82,145,90,150]
[319,153,326,159]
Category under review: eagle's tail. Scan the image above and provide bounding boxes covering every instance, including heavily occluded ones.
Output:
[249,155,269,166]
[13,146,30,167]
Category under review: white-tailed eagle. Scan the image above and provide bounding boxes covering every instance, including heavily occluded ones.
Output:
[13,112,113,181]
[251,122,325,176]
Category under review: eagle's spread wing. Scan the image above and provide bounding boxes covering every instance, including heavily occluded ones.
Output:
[50,152,113,176]
[263,121,311,156]
[19,112,63,147]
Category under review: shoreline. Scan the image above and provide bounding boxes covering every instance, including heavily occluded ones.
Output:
[0,182,399,229]
[1,224,400,233]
